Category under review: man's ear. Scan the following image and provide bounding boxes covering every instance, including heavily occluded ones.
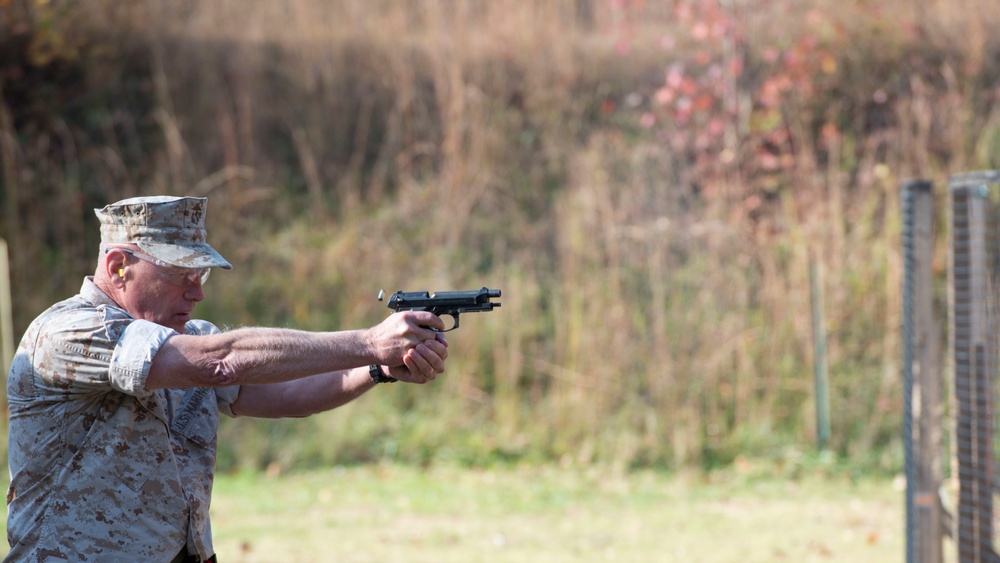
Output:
[104,249,128,286]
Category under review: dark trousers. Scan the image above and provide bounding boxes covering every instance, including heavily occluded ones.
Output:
[171,547,217,563]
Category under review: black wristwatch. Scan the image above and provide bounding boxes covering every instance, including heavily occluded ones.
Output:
[369,364,397,384]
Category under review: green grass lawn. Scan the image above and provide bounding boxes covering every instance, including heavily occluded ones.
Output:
[206,464,914,563]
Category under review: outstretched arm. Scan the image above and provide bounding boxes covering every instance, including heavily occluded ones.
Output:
[228,336,448,418]
[146,310,445,390]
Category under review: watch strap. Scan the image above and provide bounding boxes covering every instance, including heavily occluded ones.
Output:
[369,364,397,384]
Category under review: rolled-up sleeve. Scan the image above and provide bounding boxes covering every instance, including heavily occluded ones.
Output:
[215,385,241,418]
[109,319,177,397]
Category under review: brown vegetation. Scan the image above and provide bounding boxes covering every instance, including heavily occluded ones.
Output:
[2,0,999,472]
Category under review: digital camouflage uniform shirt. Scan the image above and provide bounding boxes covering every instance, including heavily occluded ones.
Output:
[5,277,240,562]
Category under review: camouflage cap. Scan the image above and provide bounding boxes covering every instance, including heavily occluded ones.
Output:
[95,195,233,270]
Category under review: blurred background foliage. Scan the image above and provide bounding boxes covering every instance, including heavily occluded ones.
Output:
[1,0,998,475]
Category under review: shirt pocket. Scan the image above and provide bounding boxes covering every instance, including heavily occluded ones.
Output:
[169,387,220,449]
[83,397,171,493]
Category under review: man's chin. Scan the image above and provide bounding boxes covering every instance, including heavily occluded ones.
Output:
[169,314,191,332]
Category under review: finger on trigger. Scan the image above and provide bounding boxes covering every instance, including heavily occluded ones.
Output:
[417,311,447,333]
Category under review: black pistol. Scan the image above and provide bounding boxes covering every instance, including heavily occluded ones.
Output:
[380,287,501,332]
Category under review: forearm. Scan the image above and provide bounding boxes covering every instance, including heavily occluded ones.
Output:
[230,367,377,418]
[147,327,375,390]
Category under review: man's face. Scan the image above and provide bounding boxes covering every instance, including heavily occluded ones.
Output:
[120,251,208,333]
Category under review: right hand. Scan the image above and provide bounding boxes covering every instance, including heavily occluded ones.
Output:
[365,311,445,367]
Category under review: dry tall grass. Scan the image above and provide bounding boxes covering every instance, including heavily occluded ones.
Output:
[3,0,1000,471]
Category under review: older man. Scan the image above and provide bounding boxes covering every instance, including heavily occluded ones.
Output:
[5,195,448,562]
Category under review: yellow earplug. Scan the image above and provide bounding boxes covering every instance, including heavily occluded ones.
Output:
[118,268,125,278]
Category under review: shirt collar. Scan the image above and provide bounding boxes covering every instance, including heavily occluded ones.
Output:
[81,276,123,311]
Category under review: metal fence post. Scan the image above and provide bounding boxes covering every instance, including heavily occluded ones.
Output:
[902,179,944,563]
[949,171,1000,563]
[809,251,830,451]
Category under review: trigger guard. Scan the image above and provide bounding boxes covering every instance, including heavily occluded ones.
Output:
[438,313,459,332]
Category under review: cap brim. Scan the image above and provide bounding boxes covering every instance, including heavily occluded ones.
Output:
[137,241,233,270]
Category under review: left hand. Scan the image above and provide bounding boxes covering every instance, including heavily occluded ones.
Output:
[387,333,448,384]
